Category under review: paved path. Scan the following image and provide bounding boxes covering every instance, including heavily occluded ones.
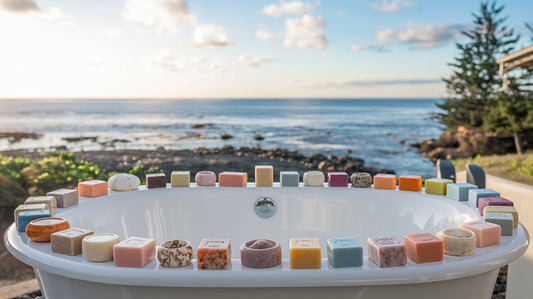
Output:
[0,279,39,299]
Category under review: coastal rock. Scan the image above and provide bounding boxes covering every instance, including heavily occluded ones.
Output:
[108,173,140,191]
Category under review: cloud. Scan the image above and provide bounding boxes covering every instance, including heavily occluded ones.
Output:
[369,0,415,13]
[256,27,277,41]
[123,0,196,32]
[149,49,205,71]
[284,14,326,49]
[263,1,314,17]
[236,55,273,67]
[0,0,41,13]
[191,24,233,48]
[318,78,442,88]
[102,28,125,39]
[376,22,461,49]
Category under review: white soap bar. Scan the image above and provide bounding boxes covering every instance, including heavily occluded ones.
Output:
[108,173,141,191]
[303,171,325,187]
[82,233,120,262]
[437,228,476,256]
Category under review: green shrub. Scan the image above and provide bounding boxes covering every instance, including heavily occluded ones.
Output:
[127,164,163,185]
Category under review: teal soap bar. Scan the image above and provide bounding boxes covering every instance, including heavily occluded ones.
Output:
[280,171,299,187]
[468,189,500,207]
[484,212,514,236]
[17,209,51,233]
[446,183,477,202]
[327,237,363,268]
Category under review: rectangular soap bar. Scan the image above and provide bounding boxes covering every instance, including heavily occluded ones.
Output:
[424,178,453,195]
[368,236,406,267]
[219,172,247,187]
[197,239,231,270]
[146,173,167,189]
[459,220,501,247]
[405,233,444,264]
[51,227,94,256]
[468,189,500,207]
[280,171,299,187]
[446,183,477,201]
[327,237,362,268]
[255,165,273,187]
[17,209,51,233]
[290,238,321,269]
[113,236,156,268]
[484,206,519,228]
[398,175,422,192]
[484,212,514,236]
[47,189,79,208]
[373,174,397,190]
[78,180,109,197]
[14,204,48,227]
[478,197,513,216]
[171,171,190,187]
[24,196,57,216]
[328,172,349,187]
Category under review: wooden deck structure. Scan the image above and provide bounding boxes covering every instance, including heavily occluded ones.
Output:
[497,44,533,90]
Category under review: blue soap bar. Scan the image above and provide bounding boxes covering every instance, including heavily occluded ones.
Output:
[327,237,363,268]
[484,212,514,236]
[17,209,51,233]
[468,189,500,207]
[280,171,299,187]
[446,183,477,202]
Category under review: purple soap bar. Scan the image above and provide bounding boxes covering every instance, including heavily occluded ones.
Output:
[478,197,513,216]
[328,172,349,187]
[368,236,406,268]
[195,171,216,186]
[241,239,282,269]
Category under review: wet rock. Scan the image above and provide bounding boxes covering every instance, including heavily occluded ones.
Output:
[220,134,233,140]
[253,134,265,141]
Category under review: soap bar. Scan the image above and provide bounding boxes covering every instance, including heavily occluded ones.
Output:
[424,178,453,195]
[219,172,247,187]
[25,217,70,242]
[484,206,519,228]
[459,220,501,247]
[82,233,120,262]
[446,183,477,201]
[146,173,167,189]
[113,236,156,268]
[78,180,109,197]
[14,204,48,227]
[368,236,406,267]
[290,238,321,269]
[157,240,194,268]
[255,165,273,187]
[327,237,363,268]
[468,189,500,207]
[24,196,57,216]
[328,172,348,187]
[405,233,443,263]
[241,239,282,269]
[398,175,422,192]
[484,212,514,236]
[195,171,216,186]
[350,172,372,188]
[373,174,397,190]
[197,239,231,270]
[47,189,79,208]
[303,171,325,187]
[478,197,513,216]
[17,209,51,233]
[437,228,476,256]
[108,173,140,191]
[280,171,299,187]
[171,171,190,187]
[51,227,94,256]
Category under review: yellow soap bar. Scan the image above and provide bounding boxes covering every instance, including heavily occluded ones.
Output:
[171,171,190,187]
[255,165,273,187]
[484,206,519,228]
[290,238,321,269]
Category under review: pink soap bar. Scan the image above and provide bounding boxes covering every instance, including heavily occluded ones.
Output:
[460,220,501,247]
[219,172,247,187]
[368,236,406,267]
[78,180,108,198]
[195,171,216,186]
[328,172,348,187]
[113,236,156,268]
[478,197,513,216]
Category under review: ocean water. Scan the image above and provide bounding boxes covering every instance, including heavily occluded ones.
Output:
[0,99,444,177]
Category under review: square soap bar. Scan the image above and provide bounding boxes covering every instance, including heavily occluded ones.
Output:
[478,197,513,216]
[78,180,108,197]
[197,239,231,270]
[290,238,321,269]
[484,212,514,236]
[171,171,190,187]
[47,189,79,208]
[24,196,57,216]
[146,173,167,189]
[460,220,501,247]
[368,236,406,267]
[17,209,51,233]
[113,236,156,268]
[327,237,363,268]
[328,172,349,187]
[446,183,477,202]
[398,175,422,192]
[484,206,519,228]
[255,165,273,187]
[280,171,299,187]
[373,174,397,190]
[219,172,247,187]
[51,227,94,256]
[424,178,453,195]
[468,189,500,207]
[14,204,48,227]
[405,233,444,264]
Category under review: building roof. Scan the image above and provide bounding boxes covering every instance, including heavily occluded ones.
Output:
[496,44,533,90]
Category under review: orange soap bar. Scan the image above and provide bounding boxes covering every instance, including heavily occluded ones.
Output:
[26,217,70,242]
[460,220,501,247]
[405,233,443,264]
[290,238,321,269]
[398,175,422,191]
[219,172,247,187]
[78,180,108,197]
[373,174,397,190]
[197,239,231,270]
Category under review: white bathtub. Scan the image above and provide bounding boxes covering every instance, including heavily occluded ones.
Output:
[5,184,529,299]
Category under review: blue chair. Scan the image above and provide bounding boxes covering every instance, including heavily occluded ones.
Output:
[436,159,456,183]
[466,164,485,189]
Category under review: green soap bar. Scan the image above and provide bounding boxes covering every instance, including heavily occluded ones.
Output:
[484,212,514,236]
[425,178,453,195]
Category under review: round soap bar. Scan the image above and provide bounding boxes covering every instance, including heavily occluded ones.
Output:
[157,240,193,268]
[437,228,476,257]
[303,171,325,187]
[108,173,141,191]
[25,217,70,242]
[241,239,282,269]
[195,171,216,186]
[350,172,372,188]
[82,233,120,262]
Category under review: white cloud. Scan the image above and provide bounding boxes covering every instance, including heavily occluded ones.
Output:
[256,27,277,41]
[123,0,196,32]
[263,1,314,17]
[102,28,125,39]
[0,0,40,13]
[370,0,415,13]
[284,14,326,49]
[376,22,460,49]
[236,55,273,67]
[349,45,370,52]
[149,49,205,71]
[191,24,233,48]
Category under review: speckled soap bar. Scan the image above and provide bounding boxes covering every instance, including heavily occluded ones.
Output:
[368,236,406,268]
[484,212,514,236]
[241,239,281,269]
[327,237,363,268]
[437,228,476,257]
[350,172,372,188]
[446,183,477,201]
[197,239,231,270]
[468,189,500,207]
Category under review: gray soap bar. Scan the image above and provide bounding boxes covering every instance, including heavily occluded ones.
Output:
[327,237,363,268]
[446,183,477,202]
[484,212,514,236]
[468,189,500,207]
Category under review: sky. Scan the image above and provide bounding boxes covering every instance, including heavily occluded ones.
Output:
[0,0,532,99]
